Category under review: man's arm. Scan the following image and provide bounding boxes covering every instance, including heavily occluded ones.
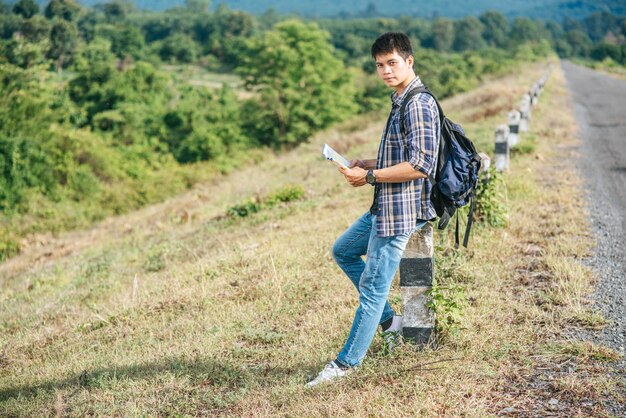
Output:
[340,162,425,187]
[348,159,377,170]
[341,97,438,188]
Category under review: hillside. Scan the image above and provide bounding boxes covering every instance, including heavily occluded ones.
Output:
[71,0,626,20]
[1,59,624,415]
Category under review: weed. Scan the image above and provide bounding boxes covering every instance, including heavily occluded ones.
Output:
[227,185,305,218]
[474,167,509,228]
[428,282,466,339]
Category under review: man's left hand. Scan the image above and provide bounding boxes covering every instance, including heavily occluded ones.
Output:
[340,166,367,187]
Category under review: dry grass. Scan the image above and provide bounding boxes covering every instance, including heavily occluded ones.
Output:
[1,59,623,416]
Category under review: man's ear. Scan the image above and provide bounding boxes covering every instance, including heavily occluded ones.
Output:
[407,55,414,68]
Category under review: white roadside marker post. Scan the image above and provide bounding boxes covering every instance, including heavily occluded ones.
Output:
[400,223,435,347]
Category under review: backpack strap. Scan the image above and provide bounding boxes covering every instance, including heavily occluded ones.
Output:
[463,196,476,248]
[398,84,444,185]
[453,197,475,249]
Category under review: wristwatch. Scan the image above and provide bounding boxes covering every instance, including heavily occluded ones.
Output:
[366,170,377,185]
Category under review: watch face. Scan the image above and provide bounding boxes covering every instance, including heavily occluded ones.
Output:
[366,171,376,184]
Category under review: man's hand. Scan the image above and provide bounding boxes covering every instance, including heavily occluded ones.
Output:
[348,159,366,169]
[340,166,367,187]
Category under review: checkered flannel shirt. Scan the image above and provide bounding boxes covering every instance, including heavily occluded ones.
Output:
[370,76,440,237]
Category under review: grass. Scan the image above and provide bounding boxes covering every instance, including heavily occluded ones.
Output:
[1,59,624,416]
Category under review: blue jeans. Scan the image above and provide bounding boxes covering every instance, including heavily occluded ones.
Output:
[332,212,426,367]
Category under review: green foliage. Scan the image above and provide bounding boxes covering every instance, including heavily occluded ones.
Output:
[44,0,82,22]
[430,18,454,51]
[566,30,593,58]
[453,16,485,51]
[227,185,305,218]
[237,19,358,148]
[428,282,466,338]
[12,0,38,19]
[158,32,199,63]
[479,11,508,48]
[590,42,623,64]
[102,1,130,21]
[161,84,247,163]
[19,15,51,42]
[474,168,509,228]
[47,19,78,68]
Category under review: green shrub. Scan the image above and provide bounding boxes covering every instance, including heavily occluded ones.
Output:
[227,185,305,218]
[474,168,508,228]
[429,282,466,339]
[265,185,305,206]
[227,197,263,218]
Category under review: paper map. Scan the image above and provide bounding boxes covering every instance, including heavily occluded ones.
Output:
[322,144,351,170]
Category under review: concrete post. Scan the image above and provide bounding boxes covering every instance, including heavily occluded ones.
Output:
[400,223,435,347]
[508,110,521,147]
[519,95,531,132]
[530,86,539,106]
[478,152,491,182]
[494,124,510,172]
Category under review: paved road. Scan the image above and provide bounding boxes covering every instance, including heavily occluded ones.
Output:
[561,61,626,355]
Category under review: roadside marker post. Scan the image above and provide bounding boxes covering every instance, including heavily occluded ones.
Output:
[508,110,521,147]
[400,223,435,347]
[494,124,510,172]
[519,95,531,132]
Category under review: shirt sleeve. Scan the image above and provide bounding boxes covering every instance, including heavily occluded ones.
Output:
[403,96,439,176]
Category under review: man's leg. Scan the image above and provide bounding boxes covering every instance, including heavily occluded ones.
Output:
[332,212,394,326]
[336,219,426,368]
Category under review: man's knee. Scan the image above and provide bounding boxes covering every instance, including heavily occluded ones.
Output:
[332,239,345,263]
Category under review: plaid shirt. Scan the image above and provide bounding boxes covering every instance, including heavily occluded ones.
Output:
[370,76,440,237]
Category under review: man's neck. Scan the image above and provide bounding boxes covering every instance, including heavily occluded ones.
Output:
[395,73,417,96]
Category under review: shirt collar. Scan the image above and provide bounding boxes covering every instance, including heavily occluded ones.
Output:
[390,76,422,107]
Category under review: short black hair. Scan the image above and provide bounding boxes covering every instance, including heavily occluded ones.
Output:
[371,32,413,59]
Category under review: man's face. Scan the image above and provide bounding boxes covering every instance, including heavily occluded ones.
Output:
[375,50,414,89]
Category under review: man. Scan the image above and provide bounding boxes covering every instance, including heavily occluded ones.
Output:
[306,32,440,387]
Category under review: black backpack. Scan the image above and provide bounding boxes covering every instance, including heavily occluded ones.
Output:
[399,85,481,248]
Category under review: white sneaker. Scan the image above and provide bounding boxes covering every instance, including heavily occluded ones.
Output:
[305,361,349,388]
[381,315,403,351]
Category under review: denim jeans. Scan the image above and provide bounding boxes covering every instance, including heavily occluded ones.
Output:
[332,212,426,367]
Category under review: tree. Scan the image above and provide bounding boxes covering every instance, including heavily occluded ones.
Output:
[453,16,485,51]
[590,42,622,62]
[102,1,130,21]
[19,15,50,42]
[44,0,81,22]
[479,11,508,48]
[12,0,38,19]
[161,85,246,163]
[185,0,210,14]
[566,30,592,57]
[3,37,49,67]
[584,12,617,42]
[159,32,199,63]
[47,20,77,69]
[237,19,357,147]
[110,25,144,59]
[544,21,564,41]
[510,17,540,44]
[430,18,454,51]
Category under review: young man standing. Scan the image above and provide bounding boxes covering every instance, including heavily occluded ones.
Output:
[306,32,440,387]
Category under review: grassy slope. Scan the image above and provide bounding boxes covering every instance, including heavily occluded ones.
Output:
[1,60,624,416]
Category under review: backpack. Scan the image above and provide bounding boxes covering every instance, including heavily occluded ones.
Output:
[399,85,481,248]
